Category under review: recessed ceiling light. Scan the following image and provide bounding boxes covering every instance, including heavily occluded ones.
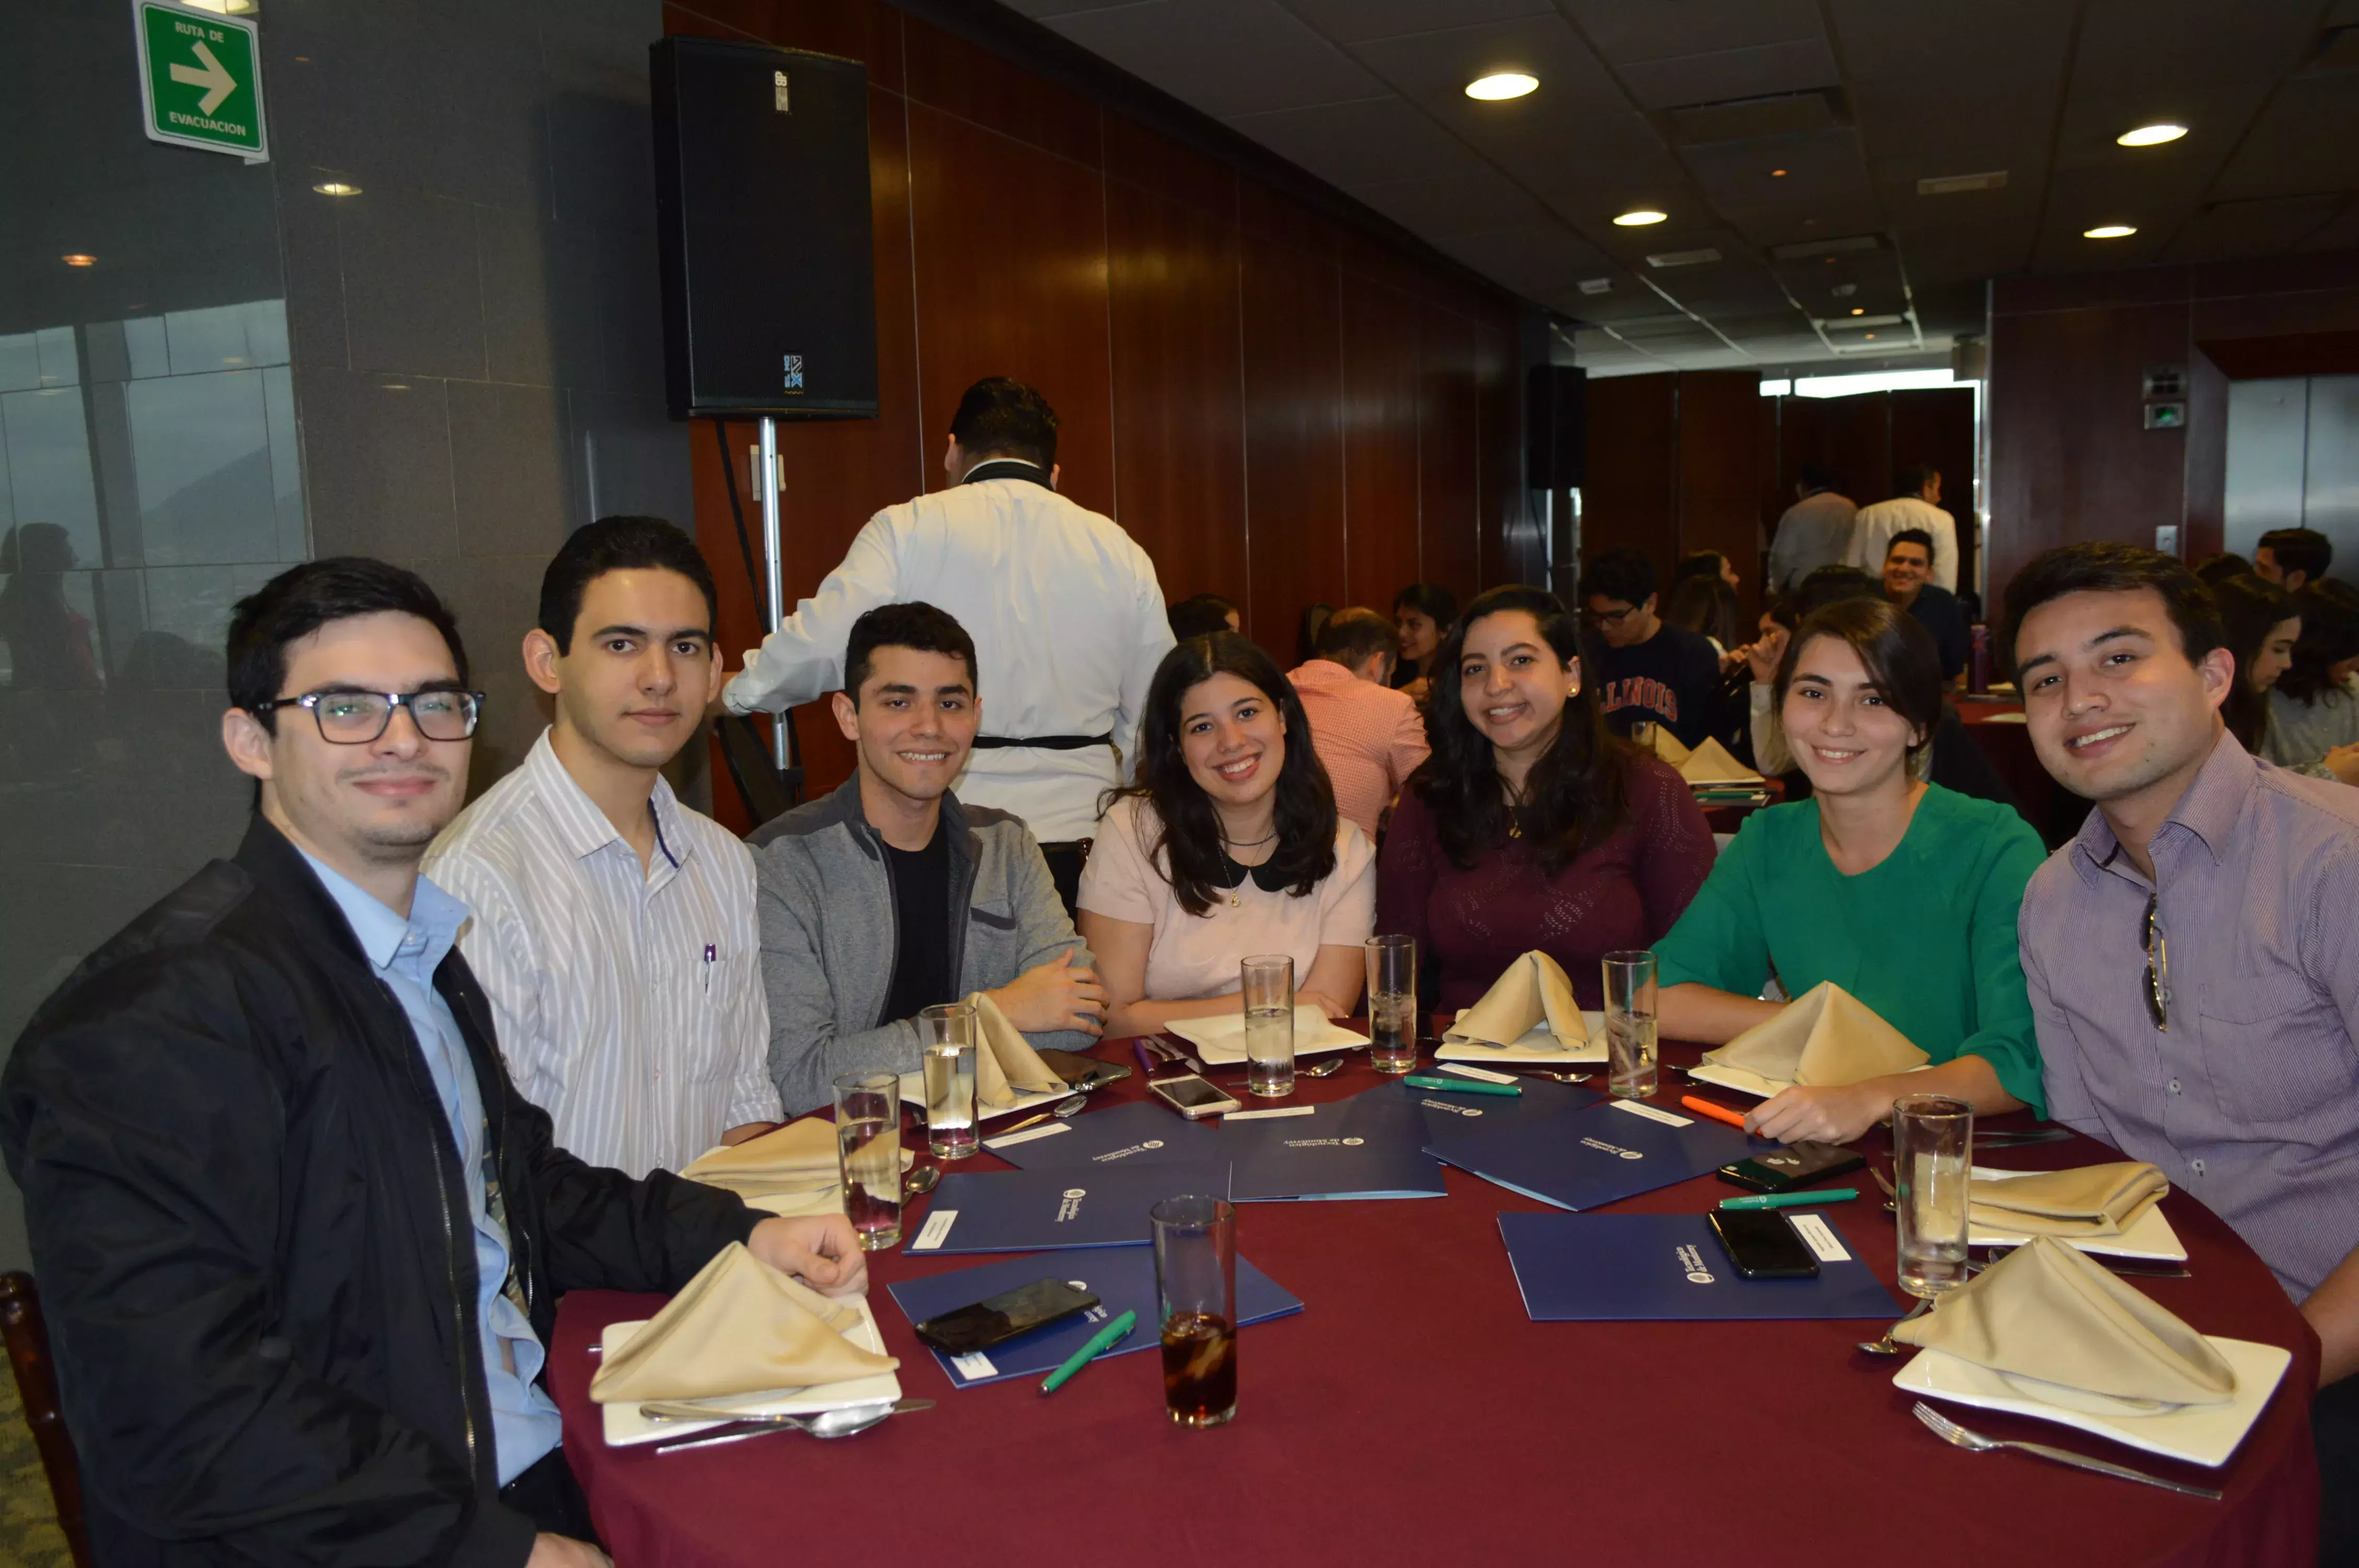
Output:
[60,253,95,268]
[2083,223,2138,239]
[1771,168,1788,177]
[1850,307,1864,316]
[2117,123,2186,147]
[1465,72,1538,101]
[1613,209,1668,227]
[383,383,411,391]
[1864,333,1877,340]
[313,181,362,197]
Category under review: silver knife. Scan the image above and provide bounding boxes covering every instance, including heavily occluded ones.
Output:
[641,1396,934,1424]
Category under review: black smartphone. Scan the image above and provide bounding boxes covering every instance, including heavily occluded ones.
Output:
[1038,1049,1132,1092]
[1715,1139,1867,1194]
[913,1277,1101,1356]
[1707,1209,1821,1279]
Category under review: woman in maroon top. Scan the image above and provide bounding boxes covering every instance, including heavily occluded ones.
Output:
[1378,584,1715,1011]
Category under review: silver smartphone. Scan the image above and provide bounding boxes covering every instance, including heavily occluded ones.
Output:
[1148,1073,1243,1120]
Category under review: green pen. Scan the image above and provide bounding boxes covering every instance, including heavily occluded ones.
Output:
[1403,1073,1522,1097]
[1039,1309,1137,1395]
[1718,1188,1860,1210]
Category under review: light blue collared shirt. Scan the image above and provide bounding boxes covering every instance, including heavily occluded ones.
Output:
[299,851,563,1486]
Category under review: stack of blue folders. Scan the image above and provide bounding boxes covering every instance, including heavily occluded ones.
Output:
[908,1159,1231,1253]
[1499,1212,1901,1321]
[1422,1096,1768,1210]
[887,1249,1304,1387]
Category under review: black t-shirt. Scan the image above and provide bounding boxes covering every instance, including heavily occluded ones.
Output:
[1905,585,1971,681]
[879,820,953,1025]
[1589,622,1724,747]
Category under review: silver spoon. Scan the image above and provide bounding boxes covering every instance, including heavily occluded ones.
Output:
[1299,1055,1347,1078]
[1857,1296,1932,1357]
[903,1165,940,1199]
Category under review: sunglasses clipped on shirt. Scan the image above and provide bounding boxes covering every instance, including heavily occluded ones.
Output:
[2143,892,2171,1032]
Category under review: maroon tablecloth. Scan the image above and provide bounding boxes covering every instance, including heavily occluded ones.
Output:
[551,1038,2319,1568]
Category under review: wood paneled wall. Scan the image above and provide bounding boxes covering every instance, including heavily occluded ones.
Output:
[662,1,1526,821]
[1579,371,1765,620]
[1760,387,1978,600]
[1987,250,2359,618]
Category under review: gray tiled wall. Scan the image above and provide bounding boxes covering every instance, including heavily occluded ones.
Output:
[0,0,694,1273]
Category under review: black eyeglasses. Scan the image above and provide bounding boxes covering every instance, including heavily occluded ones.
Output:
[2143,892,2170,1032]
[251,689,485,744]
[1583,604,1639,628]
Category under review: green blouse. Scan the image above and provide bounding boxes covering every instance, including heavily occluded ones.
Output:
[1654,784,2050,1116]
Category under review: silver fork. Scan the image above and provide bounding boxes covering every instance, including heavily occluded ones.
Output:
[1910,1401,2223,1500]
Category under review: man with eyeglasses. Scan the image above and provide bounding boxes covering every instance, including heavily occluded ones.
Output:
[2008,543,2359,1559]
[1,557,866,1568]
[1579,546,1726,748]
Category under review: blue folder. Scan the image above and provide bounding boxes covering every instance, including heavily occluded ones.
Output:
[1423,1098,1768,1210]
[1498,1211,1903,1321]
[886,1249,1304,1388]
[1361,1071,1604,1138]
[983,1100,1218,1172]
[1215,1093,1446,1201]
[907,1159,1231,1253]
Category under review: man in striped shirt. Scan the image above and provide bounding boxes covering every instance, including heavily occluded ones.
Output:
[426,518,782,1177]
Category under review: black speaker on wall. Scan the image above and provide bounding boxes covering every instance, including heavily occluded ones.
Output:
[650,37,878,419]
[1526,364,1588,489]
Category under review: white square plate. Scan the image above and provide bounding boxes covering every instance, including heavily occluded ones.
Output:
[596,1298,903,1447]
[1893,1335,2289,1468]
[898,1073,1069,1123]
[1167,1007,1368,1064]
[1970,1166,2189,1262]
[1437,1009,1607,1065]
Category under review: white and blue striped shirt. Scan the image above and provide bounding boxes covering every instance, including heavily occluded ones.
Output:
[425,729,781,1178]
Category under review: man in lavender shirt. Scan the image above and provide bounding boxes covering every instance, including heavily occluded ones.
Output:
[2008,543,2359,1557]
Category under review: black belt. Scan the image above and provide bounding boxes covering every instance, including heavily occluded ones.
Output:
[969,733,1113,751]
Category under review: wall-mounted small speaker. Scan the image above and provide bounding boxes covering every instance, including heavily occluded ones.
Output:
[650,37,878,419]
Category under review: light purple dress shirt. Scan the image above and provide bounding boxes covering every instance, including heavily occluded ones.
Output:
[2019,732,2359,1299]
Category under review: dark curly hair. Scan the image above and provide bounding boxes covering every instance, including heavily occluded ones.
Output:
[1408,584,1633,874]
[2278,579,2359,706]
[1103,632,1339,917]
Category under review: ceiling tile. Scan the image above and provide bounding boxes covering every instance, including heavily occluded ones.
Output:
[1679,126,1874,207]
[1344,15,1627,121]
[1849,77,2062,164]
[2161,194,2346,261]
[1558,0,1822,66]
[1348,166,1558,237]
[1826,0,2074,81]
[1618,39,1841,112]
[2295,197,2359,251]
[1222,96,1481,186]
[1274,0,1554,47]
[2207,74,2359,201]
[2070,0,2322,97]
[1041,0,1384,118]
[1428,223,1621,289]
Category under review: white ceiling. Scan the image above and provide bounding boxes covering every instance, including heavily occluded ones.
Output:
[1001,0,2359,375]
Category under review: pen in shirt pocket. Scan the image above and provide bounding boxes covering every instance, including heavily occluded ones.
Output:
[703,943,716,993]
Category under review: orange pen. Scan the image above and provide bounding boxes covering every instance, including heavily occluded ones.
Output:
[1680,1094,1751,1131]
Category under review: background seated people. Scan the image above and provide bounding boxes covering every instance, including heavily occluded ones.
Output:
[755,603,1104,1115]
[1675,548,1743,593]
[1880,527,1968,684]
[1169,591,1242,641]
[1581,548,1726,747]
[2209,572,2299,760]
[2263,578,2359,785]
[1663,570,1743,658]
[1287,607,1429,840]
[1079,632,1373,1034]
[1378,585,1713,1013]
[1392,582,1457,703]
[1748,567,2022,816]
[2193,551,2254,586]
[2254,525,2332,595]
[1656,599,2047,1144]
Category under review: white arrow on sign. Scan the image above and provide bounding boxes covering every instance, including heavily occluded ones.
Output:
[169,41,236,117]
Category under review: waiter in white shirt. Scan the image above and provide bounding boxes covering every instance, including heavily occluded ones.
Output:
[724,377,1175,913]
[1846,463,1960,592]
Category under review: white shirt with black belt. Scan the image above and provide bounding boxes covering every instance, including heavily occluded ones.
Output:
[724,462,1176,843]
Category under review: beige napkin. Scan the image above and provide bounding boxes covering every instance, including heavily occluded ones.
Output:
[1700,981,1926,1091]
[1971,1162,2170,1239]
[1444,950,1587,1054]
[680,1117,839,1205]
[1647,729,1693,765]
[968,989,1067,1110]
[589,1242,897,1404]
[1676,736,1765,786]
[1894,1235,2236,1408]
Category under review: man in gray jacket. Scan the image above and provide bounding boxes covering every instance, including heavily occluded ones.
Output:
[754,603,1108,1113]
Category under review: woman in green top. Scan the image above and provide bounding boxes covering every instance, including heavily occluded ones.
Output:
[1656,597,2048,1144]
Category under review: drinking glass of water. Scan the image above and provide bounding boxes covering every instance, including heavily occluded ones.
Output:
[1601,950,1658,1099]
[1364,935,1417,1075]
[1240,955,1295,1098]
[919,1002,978,1160]
[1894,1094,1974,1298]
[1152,1195,1238,1428]
[831,1069,902,1250]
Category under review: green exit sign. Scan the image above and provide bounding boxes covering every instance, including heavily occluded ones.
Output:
[134,0,267,162]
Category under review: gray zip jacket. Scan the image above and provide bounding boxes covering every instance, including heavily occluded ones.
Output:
[753,776,1096,1114]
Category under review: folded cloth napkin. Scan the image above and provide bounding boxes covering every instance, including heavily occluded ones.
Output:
[1444,950,1587,1055]
[969,989,1068,1111]
[680,1117,839,1204]
[1894,1235,2236,1408]
[1675,736,1765,786]
[1970,1162,2170,1239]
[1699,981,1926,1092]
[1647,729,1694,766]
[1167,1003,1367,1061]
[589,1242,897,1404]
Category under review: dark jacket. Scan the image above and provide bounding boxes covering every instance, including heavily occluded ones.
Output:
[0,817,759,1567]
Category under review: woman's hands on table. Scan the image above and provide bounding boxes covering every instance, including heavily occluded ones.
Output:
[530,1536,612,1568]
[1745,1081,1889,1144]
[749,1214,869,1297]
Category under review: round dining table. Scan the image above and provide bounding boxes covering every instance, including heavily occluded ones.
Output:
[548,1035,2320,1568]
